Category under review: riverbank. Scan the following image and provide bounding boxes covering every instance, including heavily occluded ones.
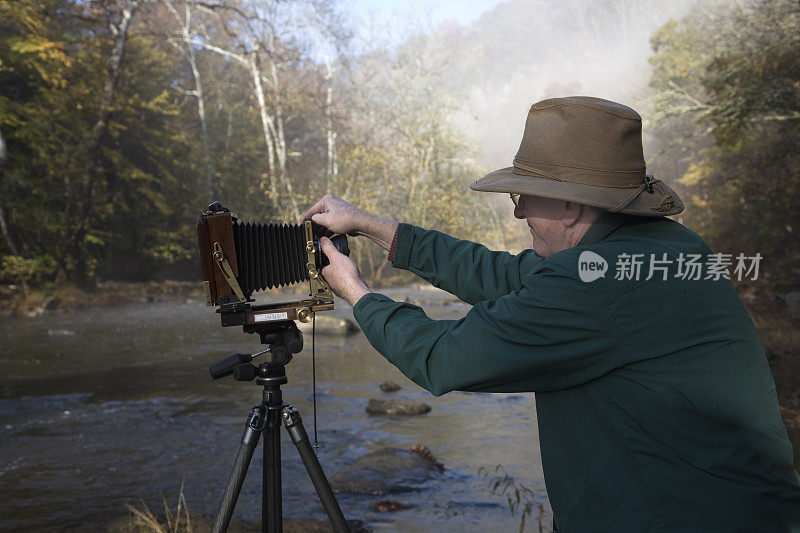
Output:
[0,280,205,316]
[0,279,317,316]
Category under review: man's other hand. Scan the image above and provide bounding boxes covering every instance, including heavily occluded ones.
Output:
[302,194,364,235]
[302,195,399,252]
[319,236,370,306]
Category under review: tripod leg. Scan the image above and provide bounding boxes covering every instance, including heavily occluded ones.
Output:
[212,406,264,533]
[282,406,350,533]
[263,409,282,533]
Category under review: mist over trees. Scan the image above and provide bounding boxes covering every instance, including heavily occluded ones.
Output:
[0,0,797,291]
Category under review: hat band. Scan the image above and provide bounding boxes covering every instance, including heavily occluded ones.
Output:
[608,175,658,213]
[513,158,644,189]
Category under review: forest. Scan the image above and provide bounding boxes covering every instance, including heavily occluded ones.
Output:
[0,0,798,294]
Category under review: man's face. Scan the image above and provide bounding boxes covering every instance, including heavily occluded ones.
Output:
[513,194,568,257]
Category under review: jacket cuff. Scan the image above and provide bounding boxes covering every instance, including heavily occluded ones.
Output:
[386,226,400,262]
[353,292,392,322]
[391,223,416,270]
[353,291,378,311]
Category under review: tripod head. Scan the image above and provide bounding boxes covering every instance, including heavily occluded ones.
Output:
[209,320,304,381]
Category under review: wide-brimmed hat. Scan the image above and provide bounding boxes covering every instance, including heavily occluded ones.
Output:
[470,96,683,216]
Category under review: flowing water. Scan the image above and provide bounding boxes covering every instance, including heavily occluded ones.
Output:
[0,286,551,531]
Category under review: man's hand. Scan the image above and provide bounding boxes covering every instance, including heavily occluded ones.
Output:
[319,236,370,306]
[301,194,365,236]
[302,194,399,252]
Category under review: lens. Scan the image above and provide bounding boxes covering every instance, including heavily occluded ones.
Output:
[315,233,350,269]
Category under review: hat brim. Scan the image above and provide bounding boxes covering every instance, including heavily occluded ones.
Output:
[471,167,684,217]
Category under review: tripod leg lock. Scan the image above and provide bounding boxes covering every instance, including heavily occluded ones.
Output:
[281,406,309,445]
[248,404,268,431]
[239,405,267,447]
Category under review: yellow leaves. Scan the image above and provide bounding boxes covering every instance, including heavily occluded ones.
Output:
[84,233,106,246]
[123,90,176,115]
[679,161,713,187]
[148,242,193,262]
[10,35,62,57]
[4,30,71,88]
[141,90,177,115]
[0,0,45,34]
[689,193,708,208]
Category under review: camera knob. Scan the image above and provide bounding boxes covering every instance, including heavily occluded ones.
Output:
[298,308,313,323]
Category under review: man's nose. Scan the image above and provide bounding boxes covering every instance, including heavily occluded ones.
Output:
[513,203,525,219]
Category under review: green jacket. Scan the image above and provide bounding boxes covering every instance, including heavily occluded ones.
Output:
[353,213,800,532]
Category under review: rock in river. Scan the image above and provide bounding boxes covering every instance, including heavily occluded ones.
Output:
[379,380,402,392]
[330,448,442,494]
[366,399,431,416]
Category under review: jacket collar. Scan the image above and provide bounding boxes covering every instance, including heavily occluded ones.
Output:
[578,212,639,247]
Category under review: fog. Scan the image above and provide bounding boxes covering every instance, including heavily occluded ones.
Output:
[351,0,720,170]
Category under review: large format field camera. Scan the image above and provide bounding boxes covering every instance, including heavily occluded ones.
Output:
[197,201,349,327]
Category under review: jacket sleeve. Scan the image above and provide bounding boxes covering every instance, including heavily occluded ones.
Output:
[392,223,544,304]
[352,267,621,395]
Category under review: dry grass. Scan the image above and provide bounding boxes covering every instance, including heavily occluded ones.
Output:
[479,465,551,533]
[124,481,193,533]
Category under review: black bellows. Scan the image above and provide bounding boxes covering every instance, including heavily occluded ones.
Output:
[232,221,309,295]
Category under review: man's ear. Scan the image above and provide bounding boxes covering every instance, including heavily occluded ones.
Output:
[562,201,583,227]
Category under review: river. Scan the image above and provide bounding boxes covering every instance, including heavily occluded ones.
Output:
[0,286,551,532]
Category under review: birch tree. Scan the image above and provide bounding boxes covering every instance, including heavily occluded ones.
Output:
[162,0,215,204]
[183,0,343,220]
[324,54,339,195]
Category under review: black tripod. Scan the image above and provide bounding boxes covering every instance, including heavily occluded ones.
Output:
[209,321,349,533]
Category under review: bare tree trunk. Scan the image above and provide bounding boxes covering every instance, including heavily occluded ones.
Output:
[164,0,215,204]
[0,130,20,255]
[324,55,338,195]
[68,0,140,287]
[188,39,286,216]
[265,39,299,220]
[195,53,214,204]
[249,55,281,214]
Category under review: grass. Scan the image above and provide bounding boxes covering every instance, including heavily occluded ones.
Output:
[124,481,193,533]
[479,465,551,533]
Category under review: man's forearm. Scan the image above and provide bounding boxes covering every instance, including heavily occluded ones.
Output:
[356,214,398,252]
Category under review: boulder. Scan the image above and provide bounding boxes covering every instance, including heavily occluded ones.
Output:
[366,399,430,416]
[370,500,412,512]
[330,448,442,494]
[379,380,402,392]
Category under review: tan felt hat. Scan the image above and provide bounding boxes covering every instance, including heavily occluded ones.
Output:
[470,96,683,216]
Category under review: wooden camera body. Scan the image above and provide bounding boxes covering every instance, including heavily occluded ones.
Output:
[197,202,340,326]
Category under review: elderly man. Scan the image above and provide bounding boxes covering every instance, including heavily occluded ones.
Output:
[303,97,800,531]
